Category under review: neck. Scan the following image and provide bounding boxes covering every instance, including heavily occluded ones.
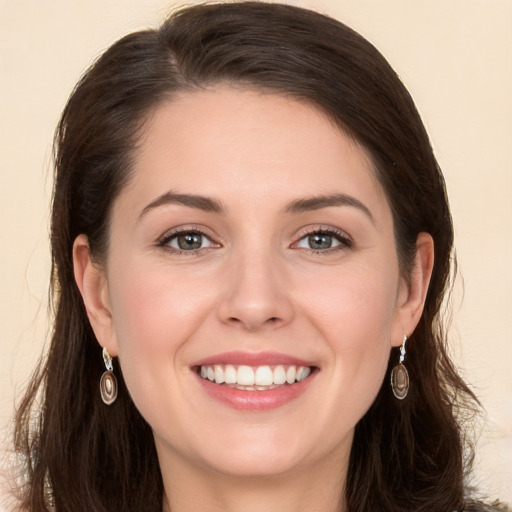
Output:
[159,448,348,512]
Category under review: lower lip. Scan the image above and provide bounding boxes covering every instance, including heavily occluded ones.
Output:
[195,371,316,411]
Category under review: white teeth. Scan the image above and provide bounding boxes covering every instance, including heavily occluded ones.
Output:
[254,366,273,386]
[286,366,296,384]
[214,365,224,384]
[224,364,237,384]
[237,365,255,385]
[273,365,286,385]
[296,366,311,381]
[199,363,312,388]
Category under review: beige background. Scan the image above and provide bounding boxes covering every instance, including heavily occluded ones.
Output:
[1,0,511,507]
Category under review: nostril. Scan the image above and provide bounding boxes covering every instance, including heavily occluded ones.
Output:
[228,316,279,324]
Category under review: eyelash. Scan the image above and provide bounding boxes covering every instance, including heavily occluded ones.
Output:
[293,227,353,254]
[157,226,353,255]
[158,227,219,255]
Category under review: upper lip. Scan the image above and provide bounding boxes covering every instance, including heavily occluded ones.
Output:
[192,351,316,368]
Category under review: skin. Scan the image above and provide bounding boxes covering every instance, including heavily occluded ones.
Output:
[74,87,434,512]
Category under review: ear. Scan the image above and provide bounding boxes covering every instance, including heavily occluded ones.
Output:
[73,234,119,356]
[391,232,435,347]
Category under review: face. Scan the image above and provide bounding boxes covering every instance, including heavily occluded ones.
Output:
[79,87,420,481]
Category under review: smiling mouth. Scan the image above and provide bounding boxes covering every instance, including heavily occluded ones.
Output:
[197,364,314,391]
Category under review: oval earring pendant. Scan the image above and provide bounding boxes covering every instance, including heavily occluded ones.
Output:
[391,363,409,400]
[100,370,118,405]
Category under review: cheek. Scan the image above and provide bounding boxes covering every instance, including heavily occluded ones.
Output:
[106,265,214,400]
[302,262,398,395]
[109,265,210,351]
[106,265,220,438]
[306,259,399,340]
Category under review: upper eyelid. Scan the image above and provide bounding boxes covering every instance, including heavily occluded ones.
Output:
[294,225,352,241]
[158,225,217,242]
[163,230,212,243]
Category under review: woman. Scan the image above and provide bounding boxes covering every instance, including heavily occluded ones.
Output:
[12,2,509,511]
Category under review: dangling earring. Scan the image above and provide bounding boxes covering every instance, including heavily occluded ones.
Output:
[391,334,409,400]
[100,347,118,405]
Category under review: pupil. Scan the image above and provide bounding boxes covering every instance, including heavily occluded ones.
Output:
[309,234,332,250]
[178,233,202,250]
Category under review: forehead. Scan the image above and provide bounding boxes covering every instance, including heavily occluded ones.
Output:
[121,86,388,219]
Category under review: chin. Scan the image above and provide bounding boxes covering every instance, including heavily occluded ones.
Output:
[189,422,343,480]
[202,448,307,479]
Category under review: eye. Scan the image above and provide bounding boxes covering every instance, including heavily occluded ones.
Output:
[298,233,339,250]
[294,228,352,252]
[160,230,216,252]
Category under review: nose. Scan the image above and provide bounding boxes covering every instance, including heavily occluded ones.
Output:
[217,249,294,332]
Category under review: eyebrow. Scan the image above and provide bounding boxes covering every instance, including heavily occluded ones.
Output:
[284,193,374,223]
[138,191,225,220]
[138,190,374,224]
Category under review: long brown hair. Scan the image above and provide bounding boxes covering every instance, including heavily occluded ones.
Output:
[13,2,502,511]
